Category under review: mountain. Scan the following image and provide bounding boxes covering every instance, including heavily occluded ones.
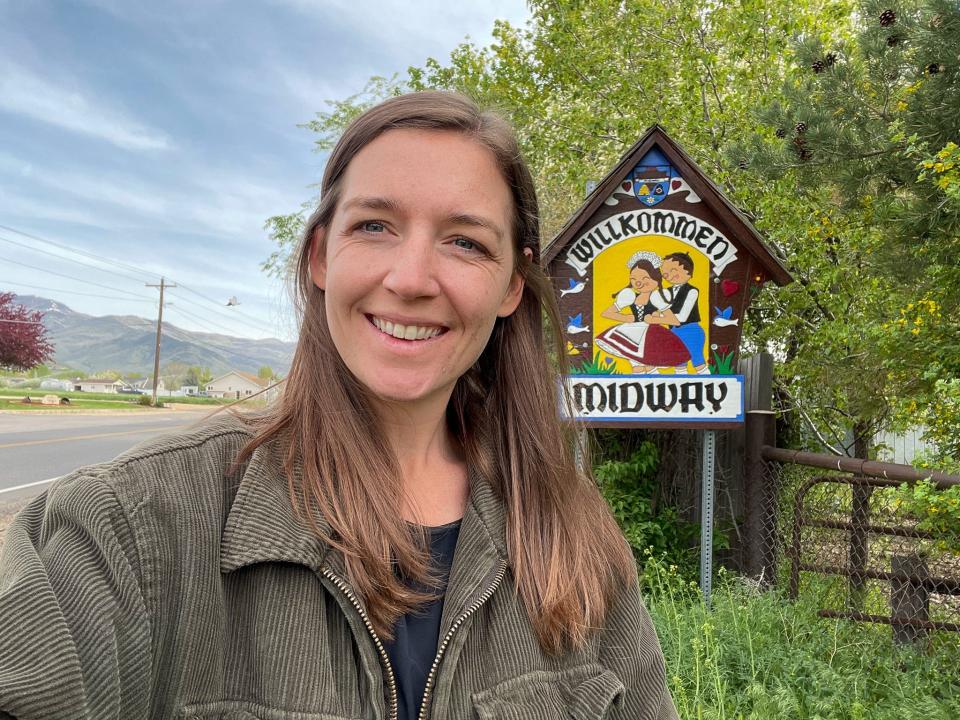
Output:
[13,295,296,376]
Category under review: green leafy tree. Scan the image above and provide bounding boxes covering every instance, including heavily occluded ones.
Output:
[257,365,275,382]
[184,365,213,388]
[267,0,956,461]
[263,1,846,272]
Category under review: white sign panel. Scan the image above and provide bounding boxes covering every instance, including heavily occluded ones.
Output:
[562,375,744,423]
[563,209,739,277]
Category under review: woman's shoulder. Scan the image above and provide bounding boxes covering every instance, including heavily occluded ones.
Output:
[39,412,257,529]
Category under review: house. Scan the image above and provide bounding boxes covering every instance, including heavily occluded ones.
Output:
[132,377,167,394]
[74,378,125,393]
[39,379,72,391]
[205,370,273,400]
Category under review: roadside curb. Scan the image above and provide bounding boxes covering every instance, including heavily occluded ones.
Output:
[0,406,213,416]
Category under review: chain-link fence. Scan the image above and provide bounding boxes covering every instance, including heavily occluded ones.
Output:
[757,448,960,645]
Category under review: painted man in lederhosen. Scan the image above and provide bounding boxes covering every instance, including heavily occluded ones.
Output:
[643,252,710,374]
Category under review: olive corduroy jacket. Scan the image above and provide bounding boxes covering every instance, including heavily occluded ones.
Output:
[0,415,679,720]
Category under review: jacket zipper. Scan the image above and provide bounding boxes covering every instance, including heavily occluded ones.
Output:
[416,559,508,720]
[320,566,399,720]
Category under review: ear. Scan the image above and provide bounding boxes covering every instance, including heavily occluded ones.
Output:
[308,227,327,291]
[497,247,533,318]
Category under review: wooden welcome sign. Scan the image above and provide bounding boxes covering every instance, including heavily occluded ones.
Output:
[543,125,791,428]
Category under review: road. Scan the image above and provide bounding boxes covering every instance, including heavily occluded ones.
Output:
[0,409,215,504]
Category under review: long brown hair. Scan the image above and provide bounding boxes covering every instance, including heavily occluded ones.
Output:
[237,91,634,654]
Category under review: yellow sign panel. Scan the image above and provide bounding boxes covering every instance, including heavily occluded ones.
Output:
[591,235,710,375]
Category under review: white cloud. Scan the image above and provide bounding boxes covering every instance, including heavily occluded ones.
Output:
[0,188,105,226]
[269,0,530,60]
[0,62,172,152]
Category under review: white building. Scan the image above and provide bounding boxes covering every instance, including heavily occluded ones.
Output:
[74,378,125,393]
[205,371,272,400]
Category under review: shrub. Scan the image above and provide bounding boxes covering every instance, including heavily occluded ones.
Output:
[595,442,699,576]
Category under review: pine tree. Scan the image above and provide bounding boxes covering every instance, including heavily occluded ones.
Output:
[736,0,960,459]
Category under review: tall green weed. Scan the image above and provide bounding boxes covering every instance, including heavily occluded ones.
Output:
[642,555,960,719]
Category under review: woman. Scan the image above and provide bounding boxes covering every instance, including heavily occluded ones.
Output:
[0,92,678,720]
[595,252,690,373]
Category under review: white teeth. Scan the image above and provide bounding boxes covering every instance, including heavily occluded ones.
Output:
[371,316,443,341]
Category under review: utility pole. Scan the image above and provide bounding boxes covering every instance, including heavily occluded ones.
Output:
[146,277,175,405]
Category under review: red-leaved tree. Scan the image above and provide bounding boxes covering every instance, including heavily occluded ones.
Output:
[0,292,54,371]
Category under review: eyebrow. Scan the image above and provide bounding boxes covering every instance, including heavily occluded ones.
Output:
[446,212,505,242]
[340,196,404,215]
[341,196,505,242]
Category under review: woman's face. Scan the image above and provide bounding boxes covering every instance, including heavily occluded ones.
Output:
[310,128,525,410]
[629,266,657,293]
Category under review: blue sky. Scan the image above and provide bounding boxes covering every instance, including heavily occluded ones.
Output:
[0,0,529,340]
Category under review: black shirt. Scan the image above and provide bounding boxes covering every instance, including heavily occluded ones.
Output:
[384,518,462,720]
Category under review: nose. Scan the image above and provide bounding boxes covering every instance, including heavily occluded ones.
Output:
[381,230,441,300]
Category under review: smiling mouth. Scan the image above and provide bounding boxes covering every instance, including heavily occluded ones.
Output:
[368,315,447,341]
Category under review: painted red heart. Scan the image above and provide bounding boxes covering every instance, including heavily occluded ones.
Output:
[622,181,631,191]
[671,179,682,190]
[721,279,740,297]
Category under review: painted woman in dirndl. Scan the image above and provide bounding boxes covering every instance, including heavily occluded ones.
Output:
[595,251,690,373]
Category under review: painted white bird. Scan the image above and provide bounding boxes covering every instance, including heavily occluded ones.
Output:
[226,296,240,306]
[566,313,590,334]
[561,278,586,296]
[713,305,738,327]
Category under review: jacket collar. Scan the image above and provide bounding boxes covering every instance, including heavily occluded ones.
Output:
[220,441,509,601]
[220,442,332,574]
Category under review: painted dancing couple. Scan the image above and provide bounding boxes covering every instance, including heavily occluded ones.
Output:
[596,250,710,374]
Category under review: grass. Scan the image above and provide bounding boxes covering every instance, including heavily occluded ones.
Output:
[642,554,960,719]
[0,388,228,405]
[0,398,150,411]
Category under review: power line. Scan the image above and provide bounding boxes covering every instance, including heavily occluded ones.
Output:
[173,284,277,333]
[0,234,150,285]
[0,222,279,335]
[0,279,156,302]
[165,289,276,335]
[0,258,155,300]
[164,304,253,338]
[0,223,153,280]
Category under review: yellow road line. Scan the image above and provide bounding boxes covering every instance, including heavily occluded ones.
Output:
[0,426,176,450]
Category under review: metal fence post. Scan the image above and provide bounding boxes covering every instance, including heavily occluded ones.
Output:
[744,410,777,586]
[891,552,930,645]
[848,479,873,610]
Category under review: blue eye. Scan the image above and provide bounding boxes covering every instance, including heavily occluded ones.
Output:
[359,221,385,233]
[453,236,480,252]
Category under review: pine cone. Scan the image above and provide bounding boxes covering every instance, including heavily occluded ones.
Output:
[795,121,808,134]
[793,137,812,162]
[931,14,943,28]
[879,9,897,26]
[775,127,787,138]
[824,52,837,66]
[886,35,900,47]
[737,158,749,170]
[926,63,945,74]
[812,59,825,73]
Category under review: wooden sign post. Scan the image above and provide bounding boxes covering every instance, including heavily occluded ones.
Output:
[543,126,792,601]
